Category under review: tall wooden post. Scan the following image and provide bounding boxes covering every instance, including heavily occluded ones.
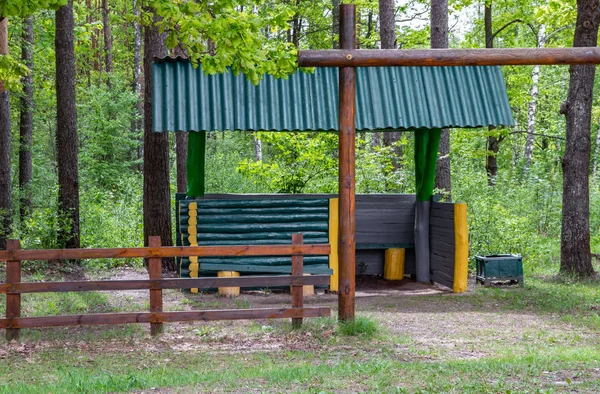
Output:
[6,239,21,341]
[338,4,356,321]
[148,236,163,336]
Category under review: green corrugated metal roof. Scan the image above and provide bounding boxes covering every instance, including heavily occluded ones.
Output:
[152,58,514,132]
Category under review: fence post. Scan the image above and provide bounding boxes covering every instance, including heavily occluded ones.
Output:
[291,233,304,328]
[148,236,163,336]
[6,240,21,341]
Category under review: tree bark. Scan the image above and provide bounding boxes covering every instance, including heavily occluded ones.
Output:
[332,0,340,48]
[253,135,263,161]
[132,0,143,168]
[0,17,11,250]
[379,0,400,164]
[56,0,81,250]
[143,10,174,271]
[431,0,451,197]
[485,3,500,185]
[19,16,34,221]
[560,0,599,277]
[101,0,113,85]
[379,0,395,48]
[176,132,188,193]
[523,24,547,173]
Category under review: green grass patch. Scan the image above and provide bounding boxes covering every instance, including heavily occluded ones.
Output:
[338,315,379,337]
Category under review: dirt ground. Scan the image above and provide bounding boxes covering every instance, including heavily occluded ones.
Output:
[78,268,598,363]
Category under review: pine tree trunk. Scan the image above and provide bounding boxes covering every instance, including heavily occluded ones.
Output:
[379,0,401,165]
[523,24,547,173]
[559,0,599,277]
[55,0,81,249]
[332,0,340,48]
[88,0,100,72]
[19,16,34,221]
[132,0,143,168]
[431,0,451,197]
[143,11,174,271]
[101,0,113,85]
[0,17,11,250]
[485,3,499,185]
[176,132,188,193]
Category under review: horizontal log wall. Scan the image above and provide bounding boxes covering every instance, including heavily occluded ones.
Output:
[176,194,418,278]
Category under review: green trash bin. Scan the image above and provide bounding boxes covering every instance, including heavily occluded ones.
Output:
[476,254,523,286]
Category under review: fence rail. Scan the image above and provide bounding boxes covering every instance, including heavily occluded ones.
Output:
[0,234,330,340]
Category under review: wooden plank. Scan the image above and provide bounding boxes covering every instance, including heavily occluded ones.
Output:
[338,3,357,322]
[298,47,600,68]
[0,275,331,294]
[430,208,455,220]
[148,236,163,336]
[454,203,469,293]
[5,240,21,341]
[193,264,333,275]
[0,307,332,329]
[0,244,331,262]
[328,198,339,292]
[431,270,454,288]
[356,250,384,276]
[429,216,455,229]
[291,234,304,328]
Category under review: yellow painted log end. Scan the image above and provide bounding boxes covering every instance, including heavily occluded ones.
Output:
[453,203,469,293]
[384,248,405,280]
[218,271,240,298]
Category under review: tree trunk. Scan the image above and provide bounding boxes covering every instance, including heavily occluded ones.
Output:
[176,132,188,193]
[253,135,263,161]
[56,0,81,249]
[332,0,340,48]
[19,16,34,221]
[559,0,599,277]
[101,0,113,85]
[485,3,499,185]
[0,17,11,250]
[379,0,400,165]
[132,0,143,168]
[88,0,100,72]
[431,0,451,197]
[379,0,395,48]
[523,24,547,173]
[143,10,174,271]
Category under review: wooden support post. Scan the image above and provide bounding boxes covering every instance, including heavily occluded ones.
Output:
[338,4,356,322]
[217,271,240,297]
[148,236,163,336]
[453,204,469,293]
[6,240,21,341]
[291,233,304,328]
[384,248,405,280]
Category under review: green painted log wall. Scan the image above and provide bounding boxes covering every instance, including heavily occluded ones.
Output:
[178,198,332,277]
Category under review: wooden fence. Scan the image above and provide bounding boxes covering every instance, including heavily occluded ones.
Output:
[0,234,331,341]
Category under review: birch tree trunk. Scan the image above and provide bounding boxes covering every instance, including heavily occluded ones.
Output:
[523,24,547,172]
[253,135,263,161]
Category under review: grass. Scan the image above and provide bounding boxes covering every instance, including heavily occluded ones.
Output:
[0,264,598,392]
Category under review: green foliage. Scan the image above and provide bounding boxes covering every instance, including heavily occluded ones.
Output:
[0,54,28,91]
[237,132,338,193]
[0,0,66,17]
[149,0,297,84]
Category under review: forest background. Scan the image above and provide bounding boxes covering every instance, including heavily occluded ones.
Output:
[1,0,599,278]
